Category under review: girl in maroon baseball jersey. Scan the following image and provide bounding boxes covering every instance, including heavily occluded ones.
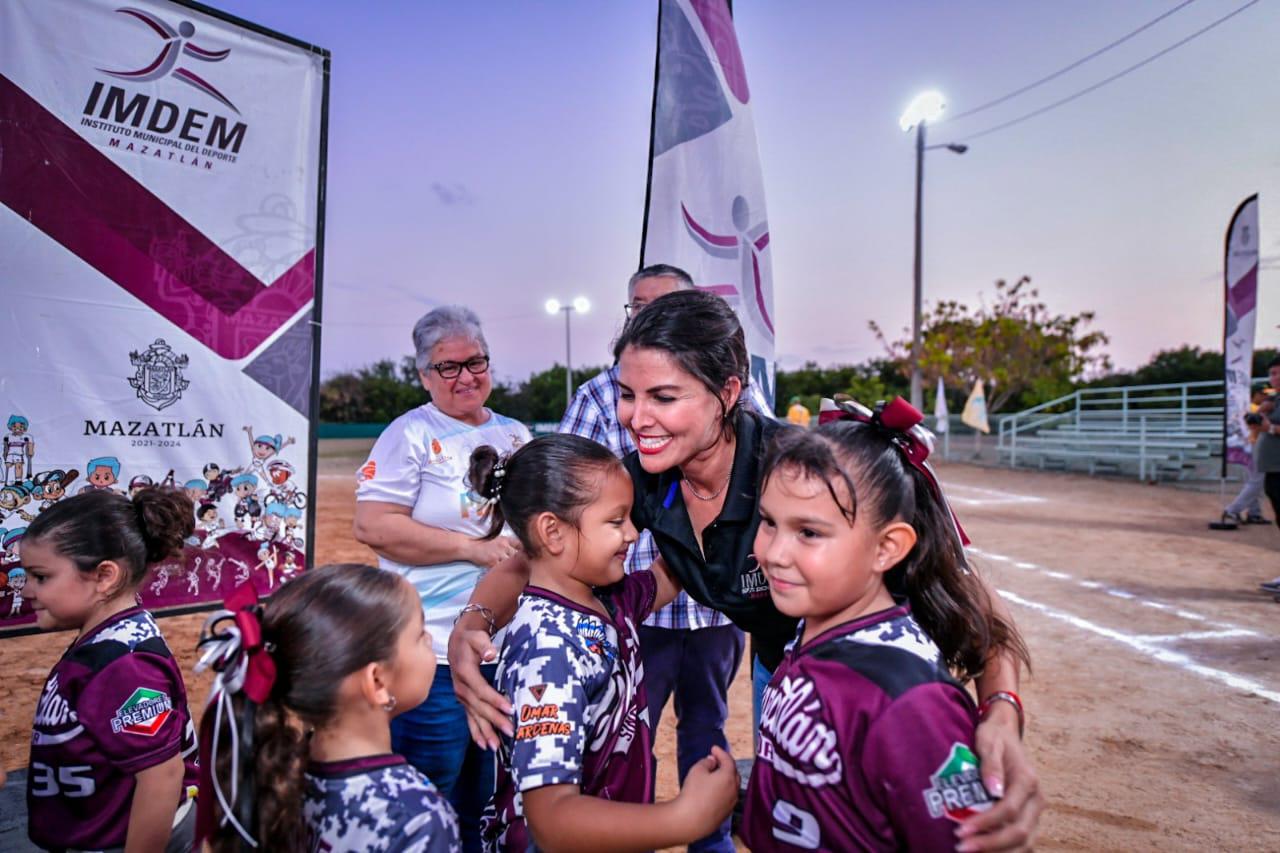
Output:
[742,399,1032,852]
[22,488,199,852]
[467,434,740,852]
[197,563,459,852]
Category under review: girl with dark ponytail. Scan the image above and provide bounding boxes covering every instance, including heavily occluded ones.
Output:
[196,564,458,852]
[21,487,201,852]
[740,398,1032,852]
[466,434,740,852]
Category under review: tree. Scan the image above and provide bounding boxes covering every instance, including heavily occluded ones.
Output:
[870,276,1111,413]
[318,357,424,423]
[1096,345,1280,387]
[318,359,606,424]
[774,359,907,416]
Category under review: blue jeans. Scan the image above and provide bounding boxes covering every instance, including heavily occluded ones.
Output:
[639,624,744,853]
[752,654,772,731]
[391,664,495,853]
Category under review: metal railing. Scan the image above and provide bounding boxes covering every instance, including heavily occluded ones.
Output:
[996,378,1268,480]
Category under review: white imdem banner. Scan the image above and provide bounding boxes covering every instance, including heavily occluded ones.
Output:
[1223,194,1259,472]
[642,0,776,408]
[0,0,328,634]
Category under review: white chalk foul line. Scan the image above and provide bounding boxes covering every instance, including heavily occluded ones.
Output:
[946,484,1048,507]
[1135,629,1257,642]
[969,547,1251,635]
[998,589,1280,705]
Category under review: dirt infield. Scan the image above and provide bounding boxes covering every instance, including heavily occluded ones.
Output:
[2,441,1277,849]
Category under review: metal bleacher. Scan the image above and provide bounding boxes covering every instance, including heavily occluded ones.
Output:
[995,378,1266,482]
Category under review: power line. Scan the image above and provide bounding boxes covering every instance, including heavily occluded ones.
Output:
[956,0,1261,143]
[949,0,1201,122]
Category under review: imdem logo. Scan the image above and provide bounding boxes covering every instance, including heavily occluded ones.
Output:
[99,6,239,113]
[80,7,248,159]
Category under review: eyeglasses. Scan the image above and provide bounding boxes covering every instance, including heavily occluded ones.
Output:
[430,355,490,379]
[623,300,649,318]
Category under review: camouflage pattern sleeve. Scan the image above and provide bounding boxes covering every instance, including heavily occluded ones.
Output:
[503,646,593,792]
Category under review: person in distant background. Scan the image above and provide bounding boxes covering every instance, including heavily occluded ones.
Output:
[1224,390,1269,525]
[786,395,811,427]
[1254,357,1280,594]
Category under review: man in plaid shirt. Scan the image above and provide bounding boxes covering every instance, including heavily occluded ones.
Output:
[559,264,768,853]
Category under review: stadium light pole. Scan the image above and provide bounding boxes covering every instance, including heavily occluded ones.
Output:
[546,296,591,409]
[900,91,967,410]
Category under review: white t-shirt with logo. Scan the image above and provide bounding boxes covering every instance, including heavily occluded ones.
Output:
[356,403,531,657]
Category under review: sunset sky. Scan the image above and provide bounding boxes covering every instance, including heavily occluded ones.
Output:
[213,0,1280,381]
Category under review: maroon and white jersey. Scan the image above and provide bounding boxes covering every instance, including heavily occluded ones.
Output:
[742,603,993,852]
[482,571,656,851]
[27,606,199,850]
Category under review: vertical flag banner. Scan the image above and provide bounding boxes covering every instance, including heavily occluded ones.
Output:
[961,380,990,434]
[641,0,776,408]
[0,0,329,636]
[1223,194,1259,473]
[934,377,949,434]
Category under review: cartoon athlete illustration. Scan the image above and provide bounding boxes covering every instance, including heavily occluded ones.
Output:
[203,462,240,503]
[149,562,178,596]
[0,482,36,524]
[195,503,225,538]
[228,557,251,586]
[281,506,304,550]
[7,567,27,616]
[183,479,209,505]
[203,555,225,588]
[32,469,79,512]
[231,474,262,526]
[80,457,121,494]
[254,542,280,588]
[258,502,288,543]
[2,416,35,485]
[127,474,154,498]
[1,528,22,567]
[232,504,253,531]
[265,459,306,508]
[242,426,295,480]
[186,558,201,596]
[280,550,300,582]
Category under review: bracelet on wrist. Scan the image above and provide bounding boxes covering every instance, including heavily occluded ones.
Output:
[978,690,1025,739]
[455,603,497,637]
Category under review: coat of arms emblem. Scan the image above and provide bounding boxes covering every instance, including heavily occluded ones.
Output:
[129,339,191,410]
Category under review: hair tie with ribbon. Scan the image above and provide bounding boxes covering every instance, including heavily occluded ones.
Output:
[193,582,277,849]
[470,460,507,512]
[817,396,970,546]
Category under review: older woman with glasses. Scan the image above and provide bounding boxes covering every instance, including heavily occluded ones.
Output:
[353,304,530,852]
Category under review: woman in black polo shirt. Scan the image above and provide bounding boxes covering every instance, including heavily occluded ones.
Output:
[450,290,1041,850]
